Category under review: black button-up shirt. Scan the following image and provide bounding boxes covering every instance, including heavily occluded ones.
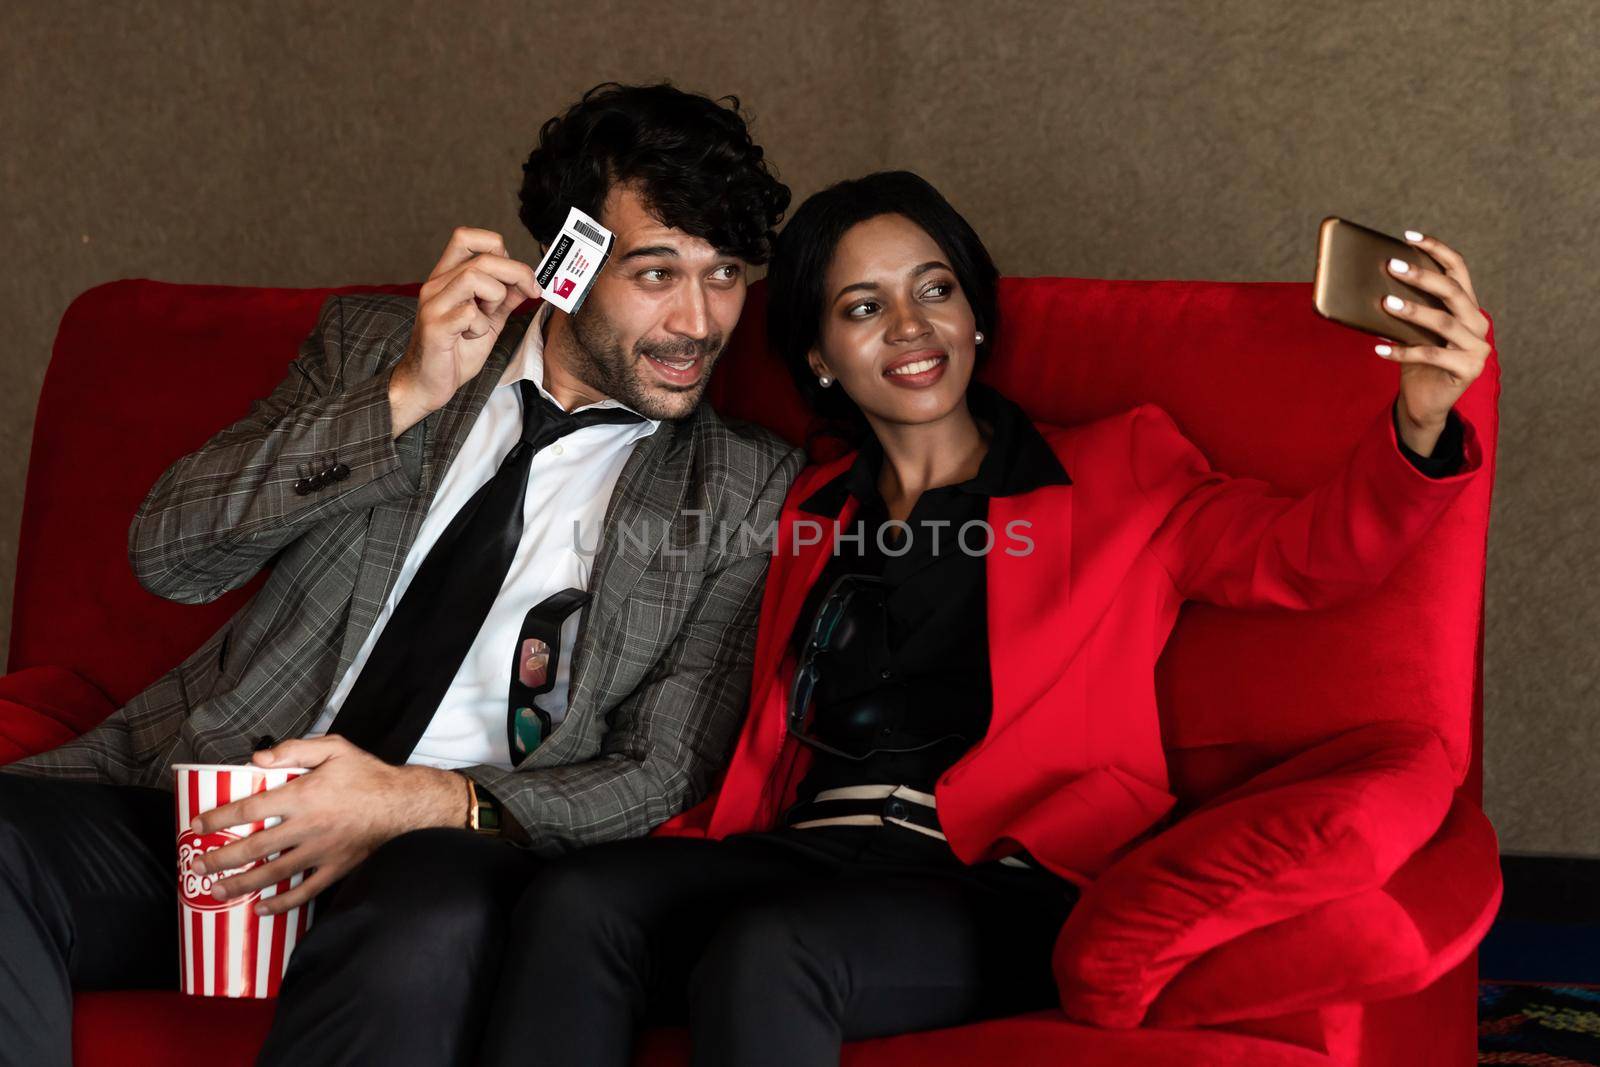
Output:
[783,384,1465,808]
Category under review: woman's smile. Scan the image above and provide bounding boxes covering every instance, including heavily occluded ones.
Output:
[883,349,949,387]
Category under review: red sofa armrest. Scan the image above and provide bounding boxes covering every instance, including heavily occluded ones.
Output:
[0,666,116,765]
[1145,794,1501,1026]
[1053,721,1456,1028]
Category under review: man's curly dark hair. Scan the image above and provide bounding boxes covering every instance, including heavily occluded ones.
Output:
[518,81,790,264]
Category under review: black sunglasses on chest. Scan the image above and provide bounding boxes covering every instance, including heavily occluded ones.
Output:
[507,587,590,762]
[786,571,968,761]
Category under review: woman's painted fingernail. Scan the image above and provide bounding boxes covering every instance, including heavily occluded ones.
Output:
[1388,257,1410,274]
[1384,295,1405,311]
[1404,230,1424,242]
[1375,344,1393,357]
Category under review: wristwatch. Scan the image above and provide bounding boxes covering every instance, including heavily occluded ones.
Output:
[464,777,503,836]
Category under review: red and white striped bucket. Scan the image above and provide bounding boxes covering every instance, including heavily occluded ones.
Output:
[174,763,313,998]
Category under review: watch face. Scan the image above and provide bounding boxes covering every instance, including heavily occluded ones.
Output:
[474,791,503,833]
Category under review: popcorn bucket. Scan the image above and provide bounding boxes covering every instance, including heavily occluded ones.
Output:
[174,763,313,997]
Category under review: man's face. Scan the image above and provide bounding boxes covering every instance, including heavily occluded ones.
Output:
[561,181,749,421]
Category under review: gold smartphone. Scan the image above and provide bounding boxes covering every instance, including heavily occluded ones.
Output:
[1313,216,1448,347]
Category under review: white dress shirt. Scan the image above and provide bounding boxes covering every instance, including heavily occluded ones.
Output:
[305,303,662,770]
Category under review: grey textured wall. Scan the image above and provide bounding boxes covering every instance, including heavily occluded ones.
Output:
[4,1,1594,857]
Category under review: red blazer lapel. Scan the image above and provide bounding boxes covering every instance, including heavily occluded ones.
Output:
[985,477,1075,732]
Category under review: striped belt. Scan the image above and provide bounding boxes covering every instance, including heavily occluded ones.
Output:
[784,784,1035,871]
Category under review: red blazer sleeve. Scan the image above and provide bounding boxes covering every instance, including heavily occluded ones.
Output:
[1132,397,1484,610]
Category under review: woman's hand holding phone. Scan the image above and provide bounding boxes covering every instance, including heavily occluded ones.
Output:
[1375,231,1493,451]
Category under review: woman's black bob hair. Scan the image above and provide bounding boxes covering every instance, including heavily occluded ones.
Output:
[765,170,1000,444]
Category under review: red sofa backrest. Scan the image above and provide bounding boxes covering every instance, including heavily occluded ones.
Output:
[12,277,1498,809]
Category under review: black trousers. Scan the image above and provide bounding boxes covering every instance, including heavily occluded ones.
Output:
[477,824,1080,1067]
[0,772,541,1067]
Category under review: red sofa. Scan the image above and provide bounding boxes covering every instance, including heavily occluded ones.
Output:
[2,275,1501,1066]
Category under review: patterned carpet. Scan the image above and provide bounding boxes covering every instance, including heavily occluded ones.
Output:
[1480,981,1600,1065]
[1477,856,1600,1067]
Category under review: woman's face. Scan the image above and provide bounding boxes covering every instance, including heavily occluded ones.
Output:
[809,213,978,429]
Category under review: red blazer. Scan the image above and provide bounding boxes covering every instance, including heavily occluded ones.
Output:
[655,400,1485,889]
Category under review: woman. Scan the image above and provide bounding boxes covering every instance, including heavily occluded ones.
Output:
[478,172,1491,1066]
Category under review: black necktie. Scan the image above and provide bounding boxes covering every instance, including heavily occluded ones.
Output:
[327,379,649,765]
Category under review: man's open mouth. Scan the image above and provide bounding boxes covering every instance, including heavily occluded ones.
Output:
[644,352,705,385]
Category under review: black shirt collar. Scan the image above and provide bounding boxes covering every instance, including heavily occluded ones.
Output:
[798,381,1071,517]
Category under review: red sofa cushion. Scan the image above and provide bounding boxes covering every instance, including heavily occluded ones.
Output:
[1145,793,1503,1027]
[0,666,114,764]
[1051,721,1456,1028]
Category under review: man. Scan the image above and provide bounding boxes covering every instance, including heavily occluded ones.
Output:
[0,81,802,1066]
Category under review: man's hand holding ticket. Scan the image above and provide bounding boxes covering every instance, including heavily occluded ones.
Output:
[387,226,543,436]
[387,210,614,438]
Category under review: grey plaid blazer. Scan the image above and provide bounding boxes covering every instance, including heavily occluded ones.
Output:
[3,294,805,855]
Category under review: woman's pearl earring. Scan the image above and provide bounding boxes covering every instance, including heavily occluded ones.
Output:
[817,374,833,388]
[974,331,985,345]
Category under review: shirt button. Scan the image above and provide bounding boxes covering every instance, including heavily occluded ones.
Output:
[552,443,564,455]
[880,668,893,680]
[887,800,908,820]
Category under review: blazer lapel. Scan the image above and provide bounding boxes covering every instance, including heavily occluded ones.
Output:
[561,414,694,724]
[332,312,533,683]
[986,478,1075,727]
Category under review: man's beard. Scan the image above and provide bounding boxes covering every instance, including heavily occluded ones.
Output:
[566,301,724,421]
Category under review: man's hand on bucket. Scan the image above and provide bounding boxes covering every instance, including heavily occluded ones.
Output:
[188,735,470,916]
